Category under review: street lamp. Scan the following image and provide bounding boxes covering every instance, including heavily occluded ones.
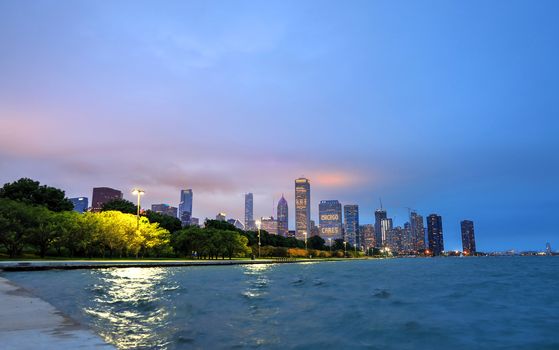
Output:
[303,231,307,251]
[343,241,347,258]
[131,189,145,225]
[255,220,261,258]
[328,238,332,251]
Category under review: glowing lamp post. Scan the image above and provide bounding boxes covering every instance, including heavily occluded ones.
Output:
[343,241,347,258]
[303,231,308,251]
[131,189,145,224]
[255,220,261,258]
[328,238,332,251]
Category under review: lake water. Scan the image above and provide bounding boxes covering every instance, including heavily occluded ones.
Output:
[5,257,559,349]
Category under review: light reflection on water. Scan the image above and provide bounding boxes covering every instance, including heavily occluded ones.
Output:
[6,258,559,350]
[85,268,176,349]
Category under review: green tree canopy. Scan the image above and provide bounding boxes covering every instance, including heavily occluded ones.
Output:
[308,235,326,250]
[0,178,73,212]
[101,198,137,214]
[144,210,182,233]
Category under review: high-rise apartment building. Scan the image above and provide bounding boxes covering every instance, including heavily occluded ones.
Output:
[360,224,376,250]
[380,218,393,247]
[70,197,88,213]
[277,195,289,237]
[179,189,193,226]
[295,178,311,240]
[344,205,359,247]
[319,200,343,241]
[410,212,425,252]
[91,187,123,212]
[427,214,444,256]
[460,220,476,255]
[245,193,255,231]
[374,209,387,248]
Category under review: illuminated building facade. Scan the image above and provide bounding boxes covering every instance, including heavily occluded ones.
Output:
[244,193,255,231]
[361,224,376,249]
[343,204,359,247]
[460,220,476,255]
[380,218,393,247]
[216,212,226,221]
[319,200,343,241]
[295,178,311,240]
[277,195,288,237]
[261,216,278,236]
[179,189,193,226]
[70,197,88,213]
[151,203,178,218]
[427,214,444,256]
[91,187,123,212]
[374,209,387,247]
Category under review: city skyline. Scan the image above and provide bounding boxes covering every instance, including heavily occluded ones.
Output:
[1,1,558,251]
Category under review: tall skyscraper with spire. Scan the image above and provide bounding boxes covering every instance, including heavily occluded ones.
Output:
[244,193,255,231]
[277,195,288,237]
[295,178,311,240]
[178,189,193,226]
[427,214,444,256]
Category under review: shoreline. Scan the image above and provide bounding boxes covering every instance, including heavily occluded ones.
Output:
[0,258,341,272]
[0,276,114,349]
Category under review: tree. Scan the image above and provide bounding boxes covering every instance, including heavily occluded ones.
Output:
[27,206,59,258]
[0,199,36,257]
[144,210,182,233]
[308,235,326,250]
[137,216,170,257]
[101,198,136,214]
[0,178,73,212]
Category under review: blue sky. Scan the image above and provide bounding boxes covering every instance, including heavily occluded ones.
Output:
[1,0,558,251]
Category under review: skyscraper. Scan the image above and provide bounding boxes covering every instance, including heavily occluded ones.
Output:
[295,178,311,240]
[410,212,425,252]
[344,204,359,247]
[386,226,403,252]
[261,216,278,236]
[277,195,288,237]
[460,220,476,255]
[179,189,193,226]
[380,218,393,247]
[310,220,320,237]
[427,214,444,256]
[319,200,343,241]
[245,193,255,231]
[374,209,387,248]
[360,224,376,250]
[69,197,88,213]
[91,187,123,212]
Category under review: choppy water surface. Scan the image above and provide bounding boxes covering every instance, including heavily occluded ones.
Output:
[6,257,559,349]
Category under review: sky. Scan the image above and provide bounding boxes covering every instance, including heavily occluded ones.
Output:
[1,0,558,251]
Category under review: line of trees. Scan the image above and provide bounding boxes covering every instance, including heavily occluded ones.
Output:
[0,178,365,259]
